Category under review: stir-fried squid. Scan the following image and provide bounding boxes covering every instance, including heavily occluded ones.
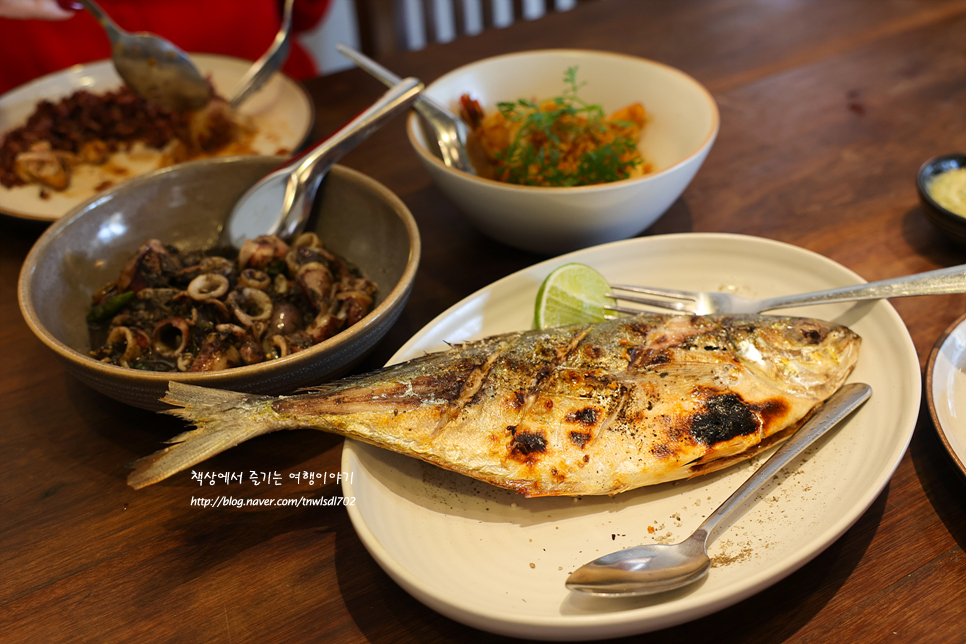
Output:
[87,233,376,372]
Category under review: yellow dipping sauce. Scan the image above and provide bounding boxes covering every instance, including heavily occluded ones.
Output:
[929,167,966,218]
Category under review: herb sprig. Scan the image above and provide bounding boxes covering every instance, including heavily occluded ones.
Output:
[493,67,642,187]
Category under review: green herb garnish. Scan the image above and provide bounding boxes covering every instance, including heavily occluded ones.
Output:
[493,67,643,187]
[86,290,135,323]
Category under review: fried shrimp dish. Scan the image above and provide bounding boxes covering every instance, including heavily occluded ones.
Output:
[87,233,377,372]
[458,67,650,186]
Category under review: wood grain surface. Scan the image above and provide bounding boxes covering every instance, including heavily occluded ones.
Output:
[1,1,964,642]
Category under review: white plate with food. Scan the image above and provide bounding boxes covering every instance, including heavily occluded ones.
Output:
[926,312,966,479]
[0,53,312,222]
[341,233,920,641]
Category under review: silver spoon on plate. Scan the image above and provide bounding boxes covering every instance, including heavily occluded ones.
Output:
[336,44,476,174]
[72,0,212,111]
[220,77,423,249]
[566,382,872,597]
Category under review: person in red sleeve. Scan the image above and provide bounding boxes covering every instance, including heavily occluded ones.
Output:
[0,0,332,95]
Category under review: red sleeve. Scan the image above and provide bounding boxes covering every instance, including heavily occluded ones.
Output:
[292,0,332,32]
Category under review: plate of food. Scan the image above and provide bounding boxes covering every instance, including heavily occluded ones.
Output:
[341,232,921,640]
[0,53,312,222]
[926,312,966,479]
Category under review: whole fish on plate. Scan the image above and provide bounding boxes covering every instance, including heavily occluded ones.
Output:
[128,314,861,496]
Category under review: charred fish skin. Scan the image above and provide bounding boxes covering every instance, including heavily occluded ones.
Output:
[130,314,860,496]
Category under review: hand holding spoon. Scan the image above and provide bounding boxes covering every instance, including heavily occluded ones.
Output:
[566,382,872,597]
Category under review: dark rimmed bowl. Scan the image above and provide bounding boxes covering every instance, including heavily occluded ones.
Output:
[18,157,421,410]
[917,153,966,247]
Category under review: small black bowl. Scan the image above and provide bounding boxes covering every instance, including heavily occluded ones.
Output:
[917,153,966,247]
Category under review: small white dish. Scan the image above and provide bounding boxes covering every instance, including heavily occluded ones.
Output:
[407,49,719,255]
[926,312,966,478]
[0,53,312,222]
[341,233,920,640]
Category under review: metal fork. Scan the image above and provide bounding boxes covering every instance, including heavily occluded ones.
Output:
[228,0,295,109]
[335,43,476,174]
[608,264,966,315]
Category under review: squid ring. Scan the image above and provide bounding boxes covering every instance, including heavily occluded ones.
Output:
[292,232,323,251]
[187,273,230,301]
[152,317,191,358]
[105,326,142,365]
[238,268,271,290]
[264,334,290,360]
[226,288,273,327]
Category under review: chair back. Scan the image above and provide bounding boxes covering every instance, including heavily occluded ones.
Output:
[355,0,592,58]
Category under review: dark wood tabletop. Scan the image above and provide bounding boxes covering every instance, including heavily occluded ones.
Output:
[3,0,965,642]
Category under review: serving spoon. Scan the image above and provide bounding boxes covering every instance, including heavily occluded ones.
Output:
[73,0,212,111]
[336,44,476,174]
[220,77,423,249]
[566,382,872,597]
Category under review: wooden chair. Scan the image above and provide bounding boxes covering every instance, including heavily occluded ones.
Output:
[355,0,594,59]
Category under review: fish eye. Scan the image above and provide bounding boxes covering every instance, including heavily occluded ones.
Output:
[794,320,827,344]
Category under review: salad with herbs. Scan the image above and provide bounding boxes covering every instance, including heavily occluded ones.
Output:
[458,67,649,187]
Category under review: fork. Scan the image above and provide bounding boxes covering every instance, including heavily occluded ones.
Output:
[335,44,476,174]
[228,0,295,109]
[608,264,966,315]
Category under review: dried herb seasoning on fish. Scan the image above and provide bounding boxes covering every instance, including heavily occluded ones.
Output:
[128,314,860,495]
[87,233,376,372]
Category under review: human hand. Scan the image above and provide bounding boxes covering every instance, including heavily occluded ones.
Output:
[0,0,78,20]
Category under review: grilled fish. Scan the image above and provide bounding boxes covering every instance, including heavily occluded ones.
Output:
[129,314,861,496]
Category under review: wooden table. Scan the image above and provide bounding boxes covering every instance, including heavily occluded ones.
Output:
[2,0,965,642]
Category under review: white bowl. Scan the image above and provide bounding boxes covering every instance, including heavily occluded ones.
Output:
[407,49,719,255]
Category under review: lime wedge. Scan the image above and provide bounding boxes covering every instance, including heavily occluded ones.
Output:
[534,263,616,329]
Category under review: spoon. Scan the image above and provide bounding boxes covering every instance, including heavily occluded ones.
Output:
[75,0,211,111]
[228,0,295,109]
[336,44,476,174]
[220,77,423,249]
[565,382,872,597]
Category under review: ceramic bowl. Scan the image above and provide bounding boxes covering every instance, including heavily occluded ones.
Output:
[917,153,966,247]
[19,157,420,410]
[407,49,719,255]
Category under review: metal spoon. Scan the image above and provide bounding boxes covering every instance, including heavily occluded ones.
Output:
[220,77,423,249]
[336,44,476,174]
[228,0,295,109]
[566,382,872,597]
[76,0,211,111]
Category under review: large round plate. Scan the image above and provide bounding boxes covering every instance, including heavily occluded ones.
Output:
[0,53,312,221]
[341,233,920,640]
[926,312,966,479]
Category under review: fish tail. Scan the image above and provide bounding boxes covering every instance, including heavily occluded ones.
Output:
[127,382,290,489]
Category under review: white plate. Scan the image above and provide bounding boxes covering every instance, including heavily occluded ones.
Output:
[0,53,312,221]
[927,312,966,478]
[341,233,920,640]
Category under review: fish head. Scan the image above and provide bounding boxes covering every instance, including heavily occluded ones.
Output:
[725,316,861,400]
